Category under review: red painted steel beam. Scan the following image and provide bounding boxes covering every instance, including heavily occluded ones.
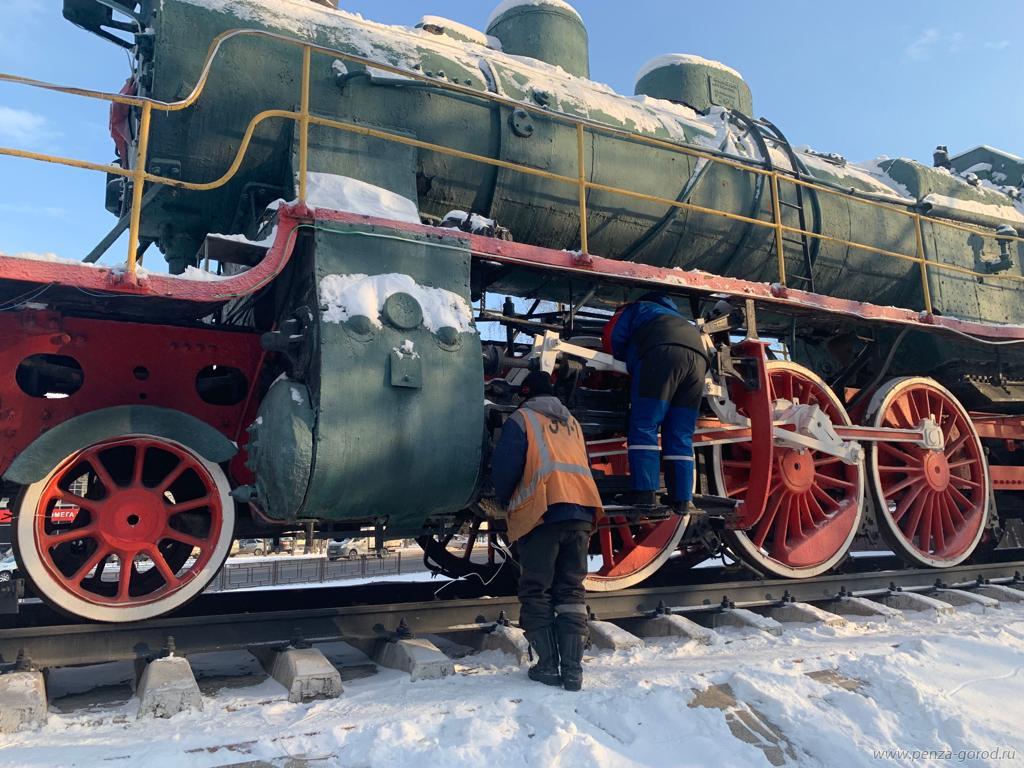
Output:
[0,311,263,481]
[990,465,1024,491]
[5,206,1024,343]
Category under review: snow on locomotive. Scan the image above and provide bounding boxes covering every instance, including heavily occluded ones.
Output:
[1,0,1023,622]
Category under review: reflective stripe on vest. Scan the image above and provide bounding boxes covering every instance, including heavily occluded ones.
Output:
[508,409,596,511]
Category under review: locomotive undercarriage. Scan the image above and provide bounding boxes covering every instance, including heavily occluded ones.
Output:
[3,213,1024,622]
[416,256,1023,594]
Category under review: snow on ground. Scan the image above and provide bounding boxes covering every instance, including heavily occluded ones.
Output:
[4,602,1024,766]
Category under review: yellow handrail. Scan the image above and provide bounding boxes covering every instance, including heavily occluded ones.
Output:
[0,26,1021,303]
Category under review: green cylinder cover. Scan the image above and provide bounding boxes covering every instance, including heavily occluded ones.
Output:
[246,377,315,520]
[635,55,753,116]
[486,0,590,78]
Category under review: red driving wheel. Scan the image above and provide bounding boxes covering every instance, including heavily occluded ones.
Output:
[714,362,864,578]
[14,435,234,622]
[866,378,988,567]
[585,440,689,591]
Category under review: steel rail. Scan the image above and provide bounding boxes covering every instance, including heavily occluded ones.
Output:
[2,558,1022,670]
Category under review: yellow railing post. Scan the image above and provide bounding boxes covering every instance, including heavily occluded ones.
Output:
[576,122,589,255]
[915,214,933,315]
[126,101,153,279]
[298,45,312,205]
[770,172,787,286]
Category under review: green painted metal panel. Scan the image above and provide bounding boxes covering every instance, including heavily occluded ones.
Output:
[247,220,483,535]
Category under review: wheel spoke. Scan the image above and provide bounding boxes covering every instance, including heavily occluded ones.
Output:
[157,461,189,494]
[905,393,922,425]
[116,554,134,599]
[599,526,614,568]
[132,443,147,487]
[882,474,924,496]
[813,456,843,468]
[87,456,119,495]
[945,432,971,458]
[901,489,930,541]
[930,496,945,552]
[891,480,927,523]
[463,529,479,559]
[878,442,921,466]
[751,490,785,549]
[769,492,792,555]
[45,525,98,547]
[816,474,854,491]
[939,495,957,538]
[947,485,973,517]
[148,546,181,587]
[162,528,207,550]
[805,489,828,523]
[53,489,90,507]
[810,483,840,515]
[722,459,755,468]
[71,546,110,581]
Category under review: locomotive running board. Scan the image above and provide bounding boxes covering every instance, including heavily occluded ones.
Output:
[4,206,1024,344]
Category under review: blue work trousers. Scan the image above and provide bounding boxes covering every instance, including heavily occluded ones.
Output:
[627,345,707,502]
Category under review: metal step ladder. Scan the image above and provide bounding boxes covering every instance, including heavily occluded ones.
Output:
[751,117,819,292]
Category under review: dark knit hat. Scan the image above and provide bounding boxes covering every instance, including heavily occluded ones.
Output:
[519,370,555,399]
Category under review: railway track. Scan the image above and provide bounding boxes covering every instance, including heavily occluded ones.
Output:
[3,556,1023,670]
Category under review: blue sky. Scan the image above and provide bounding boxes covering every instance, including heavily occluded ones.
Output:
[0,0,1020,266]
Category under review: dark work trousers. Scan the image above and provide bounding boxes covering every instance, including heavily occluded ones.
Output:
[517,520,592,635]
[628,345,708,501]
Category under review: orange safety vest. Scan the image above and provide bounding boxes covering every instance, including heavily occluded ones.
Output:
[506,406,603,542]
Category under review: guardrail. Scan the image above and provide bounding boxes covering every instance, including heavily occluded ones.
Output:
[2,26,1023,317]
[204,553,403,593]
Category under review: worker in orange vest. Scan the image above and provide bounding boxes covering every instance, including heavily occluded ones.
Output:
[492,370,603,692]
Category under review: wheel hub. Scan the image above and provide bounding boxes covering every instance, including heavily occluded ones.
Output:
[779,449,815,492]
[103,489,166,545]
[923,451,951,492]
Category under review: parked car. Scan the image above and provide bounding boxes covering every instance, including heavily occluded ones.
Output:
[276,536,295,553]
[0,549,18,582]
[232,539,265,557]
[327,538,394,560]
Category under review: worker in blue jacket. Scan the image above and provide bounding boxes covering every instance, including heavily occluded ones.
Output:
[603,293,709,513]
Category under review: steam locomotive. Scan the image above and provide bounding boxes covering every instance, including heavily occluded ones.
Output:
[1,0,1022,623]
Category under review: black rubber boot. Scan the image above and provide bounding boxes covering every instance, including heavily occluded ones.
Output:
[670,499,706,517]
[524,627,562,687]
[556,629,586,692]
